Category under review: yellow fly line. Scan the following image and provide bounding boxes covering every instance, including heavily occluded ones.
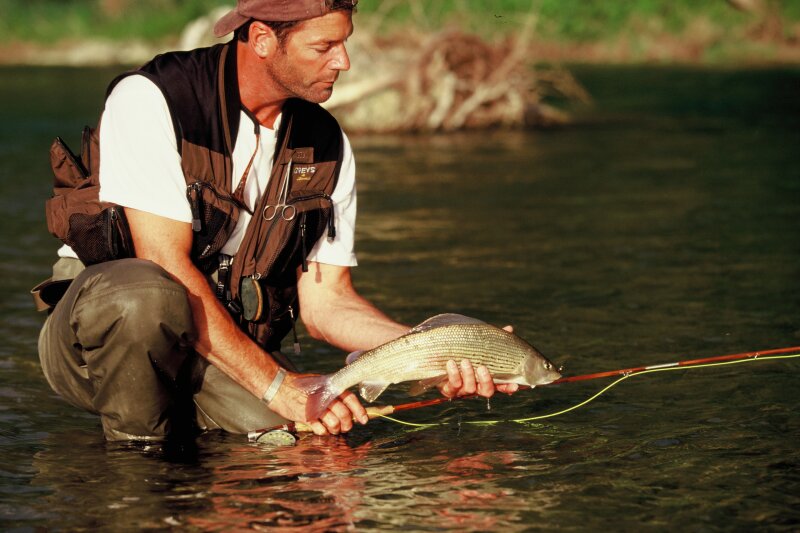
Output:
[376,353,800,429]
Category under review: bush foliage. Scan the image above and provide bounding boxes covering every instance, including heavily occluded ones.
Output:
[0,0,797,44]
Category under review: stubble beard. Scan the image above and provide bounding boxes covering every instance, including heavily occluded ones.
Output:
[268,52,334,104]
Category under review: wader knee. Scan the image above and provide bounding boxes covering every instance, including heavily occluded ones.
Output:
[39,259,196,441]
[191,355,291,435]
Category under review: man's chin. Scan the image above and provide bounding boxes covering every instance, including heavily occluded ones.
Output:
[302,87,334,104]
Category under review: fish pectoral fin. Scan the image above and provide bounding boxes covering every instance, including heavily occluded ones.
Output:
[408,376,449,396]
[345,350,365,365]
[359,381,391,403]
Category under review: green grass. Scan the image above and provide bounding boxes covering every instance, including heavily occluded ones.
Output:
[0,0,797,45]
[356,0,788,40]
[0,0,225,43]
[535,0,748,41]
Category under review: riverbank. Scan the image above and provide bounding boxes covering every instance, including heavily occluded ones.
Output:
[3,33,800,68]
[1,0,799,66]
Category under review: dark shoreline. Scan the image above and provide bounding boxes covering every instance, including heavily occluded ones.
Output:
[2,33,800,68]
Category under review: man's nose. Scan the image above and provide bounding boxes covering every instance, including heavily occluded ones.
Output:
[331,44,350,71]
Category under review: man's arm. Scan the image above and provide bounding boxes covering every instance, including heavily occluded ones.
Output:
[125,208,367,435]
[297,262,519,398]
[298,262,408,350]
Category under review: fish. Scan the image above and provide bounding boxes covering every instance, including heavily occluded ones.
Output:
[297,313,562,421]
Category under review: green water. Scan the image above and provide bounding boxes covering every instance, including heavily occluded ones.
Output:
[1,65,799,531]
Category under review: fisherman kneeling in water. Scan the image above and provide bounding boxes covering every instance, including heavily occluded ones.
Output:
[34,0,518,441]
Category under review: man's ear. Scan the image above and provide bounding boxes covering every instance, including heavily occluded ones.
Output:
[248,21,277,58]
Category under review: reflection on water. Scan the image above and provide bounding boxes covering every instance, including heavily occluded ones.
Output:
[28,428,569,531]
[2,65,800,530]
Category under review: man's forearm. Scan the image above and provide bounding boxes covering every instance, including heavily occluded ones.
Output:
[298,262,408,353]
[309,290,408,352]
[178,262,281,398]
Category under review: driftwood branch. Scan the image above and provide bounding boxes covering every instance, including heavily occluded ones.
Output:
[325,27,587,133]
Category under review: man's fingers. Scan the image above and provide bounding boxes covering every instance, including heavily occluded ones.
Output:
[320,392,369,434]
[439,358,520,399]
[328,400,353,432]
[310,420,328,436]
[320,409,342,435]
[306,391,369,437]
[457,360,477,396]
[339,390,369,425]
[496,383,519,394]
[475,365,496,397]
[447,359,462,388]
[439,359,462,398]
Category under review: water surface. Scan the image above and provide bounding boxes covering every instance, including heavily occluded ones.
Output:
[1,65,799,530]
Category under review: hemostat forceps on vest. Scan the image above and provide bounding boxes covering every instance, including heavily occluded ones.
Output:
[263,160,296,221]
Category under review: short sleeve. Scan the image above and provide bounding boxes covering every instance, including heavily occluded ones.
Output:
[305,131,358,267]
[98,75,192,223]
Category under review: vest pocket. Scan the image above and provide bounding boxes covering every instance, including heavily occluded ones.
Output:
[186,181,241,272]
[253,192,334,279]
[46,132,134,265]
[66,206,133,265]
[46,183,134,265]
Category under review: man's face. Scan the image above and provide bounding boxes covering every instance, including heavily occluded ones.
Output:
[265,11,353,103]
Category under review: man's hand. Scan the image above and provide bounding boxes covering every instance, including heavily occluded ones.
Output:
[268,372,369,436]
[437,325,520,399]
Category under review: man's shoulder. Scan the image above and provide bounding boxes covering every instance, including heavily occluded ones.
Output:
[106,44,226,106]
[142,44,226,75]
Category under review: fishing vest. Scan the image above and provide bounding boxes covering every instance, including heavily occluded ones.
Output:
[43,42,344,351]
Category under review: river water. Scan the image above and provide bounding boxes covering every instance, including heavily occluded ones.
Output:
[1,65,799,531]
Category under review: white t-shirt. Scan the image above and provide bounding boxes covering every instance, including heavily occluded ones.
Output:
[58,74,358,267]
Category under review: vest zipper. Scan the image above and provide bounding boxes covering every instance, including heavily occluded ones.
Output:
[187,183,203,232]
[109,207,120,258]
[288,305,301,355]
[299,212,308,273]
[186,181,254,233]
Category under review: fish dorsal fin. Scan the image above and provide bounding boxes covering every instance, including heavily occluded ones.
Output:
[345,350,365,365]
[359,381,391,402]
[409,313,487,334]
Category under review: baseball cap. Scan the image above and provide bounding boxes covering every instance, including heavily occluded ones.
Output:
[213,0,358,38]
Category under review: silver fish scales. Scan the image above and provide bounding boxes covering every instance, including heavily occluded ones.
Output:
[299,314,561,421]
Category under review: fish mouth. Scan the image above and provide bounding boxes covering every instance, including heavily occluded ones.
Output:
[537,374,561,385]
[537,366,563,385]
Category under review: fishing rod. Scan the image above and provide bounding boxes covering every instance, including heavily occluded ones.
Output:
[548,345,800,384]
[248,345,800,440]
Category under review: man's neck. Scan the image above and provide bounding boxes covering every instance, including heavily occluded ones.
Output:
[237,41,285,130]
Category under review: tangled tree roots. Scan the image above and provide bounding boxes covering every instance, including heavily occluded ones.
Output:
[325,30,589,133]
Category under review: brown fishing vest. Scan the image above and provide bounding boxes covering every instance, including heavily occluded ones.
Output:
[42,42,344,351]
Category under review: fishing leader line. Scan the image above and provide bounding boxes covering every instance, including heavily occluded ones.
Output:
[377,352,800,430]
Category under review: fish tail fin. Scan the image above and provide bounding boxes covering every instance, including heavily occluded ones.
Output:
[293,375,341,422]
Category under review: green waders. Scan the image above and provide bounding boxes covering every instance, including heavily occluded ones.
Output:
[38,258,290,441]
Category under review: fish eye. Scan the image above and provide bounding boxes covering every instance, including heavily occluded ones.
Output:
[544,361,552,370]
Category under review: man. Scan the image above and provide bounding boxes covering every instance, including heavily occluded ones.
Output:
[37,0,517,441]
